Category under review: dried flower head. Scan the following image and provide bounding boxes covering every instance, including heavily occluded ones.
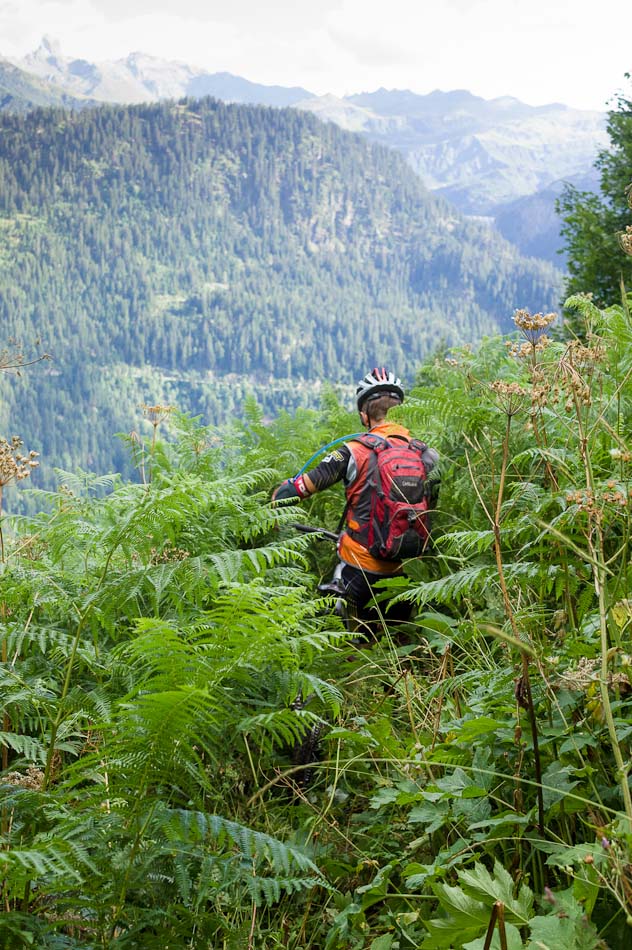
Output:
[149,544,191,565]
[567,337,606,365]
[557,656,599,690]
[507,336,552,360]
[0,436,39,488]
[0,339,51,374]
[617,225,632,256]
[489,380,528,416]
[557,358,592,408]
[2,766,45,789]
[513,309,557,344]
[610,448,632,462]
[141,404,173,427]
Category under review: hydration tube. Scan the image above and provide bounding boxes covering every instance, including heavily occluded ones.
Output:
[292,433,363,479]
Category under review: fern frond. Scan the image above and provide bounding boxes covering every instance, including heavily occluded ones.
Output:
[0,733,48,763]
[237,708,324,750]
[402,561,559,606]
[169,810,323,881]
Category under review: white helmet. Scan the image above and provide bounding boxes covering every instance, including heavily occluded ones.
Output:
[355,367,404,412]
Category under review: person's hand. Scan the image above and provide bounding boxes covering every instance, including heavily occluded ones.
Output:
[271,474,310,506]
[271,479,301,506]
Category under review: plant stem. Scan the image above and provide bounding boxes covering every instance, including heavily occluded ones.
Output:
[491,414,545,835]
[572,384,632,829]
[0,486,9,773]
[42,612,88,790]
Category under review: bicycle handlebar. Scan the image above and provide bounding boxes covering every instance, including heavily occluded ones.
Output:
[289,523,339,544]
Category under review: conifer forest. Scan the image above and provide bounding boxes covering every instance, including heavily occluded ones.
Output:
[1,87,632,949]
[0,96,559,487]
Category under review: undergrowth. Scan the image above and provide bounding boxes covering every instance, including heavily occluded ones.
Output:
[2,293,632,948]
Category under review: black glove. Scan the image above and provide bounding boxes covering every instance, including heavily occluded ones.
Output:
[272,479,302,505]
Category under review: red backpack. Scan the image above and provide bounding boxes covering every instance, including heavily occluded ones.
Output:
[346,434,430,560]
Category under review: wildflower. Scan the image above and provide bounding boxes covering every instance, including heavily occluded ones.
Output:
[513,308,557,345]
[0,437,39,488]
[618,225,632,256]
[489,380,528,416]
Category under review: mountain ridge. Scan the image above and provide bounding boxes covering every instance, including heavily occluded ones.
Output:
[6,37,606,263]
[0,53,91,112]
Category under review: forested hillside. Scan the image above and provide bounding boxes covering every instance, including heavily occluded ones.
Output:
[0,97,560,483]
[559,86,632,305]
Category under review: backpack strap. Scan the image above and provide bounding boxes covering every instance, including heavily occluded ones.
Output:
[409,438,428,453]
[352,432,388,450]
[350,432,410,451]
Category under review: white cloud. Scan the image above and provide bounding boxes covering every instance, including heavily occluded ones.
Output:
[0,0,629,109]
[322,0,627,109]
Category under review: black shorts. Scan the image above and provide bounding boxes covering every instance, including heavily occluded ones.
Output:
[340,563,411,626]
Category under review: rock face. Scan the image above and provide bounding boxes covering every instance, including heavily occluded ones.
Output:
[0,52,90,112]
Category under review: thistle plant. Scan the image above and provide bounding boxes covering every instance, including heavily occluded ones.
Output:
[140,403,173,483]
[0,436,39,539]
[0,437,39,772]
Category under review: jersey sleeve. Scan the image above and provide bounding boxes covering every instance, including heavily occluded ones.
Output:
[306,444,352,492]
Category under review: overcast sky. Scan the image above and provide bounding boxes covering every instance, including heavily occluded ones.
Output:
[0,0,629,110]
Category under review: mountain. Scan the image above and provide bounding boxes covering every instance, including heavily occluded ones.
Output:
[0,97,560,484]
[16,36,311,107]
[8,39,606,258]
[297,88,607,215]
[0,54,89,112]
[493,169,602,264]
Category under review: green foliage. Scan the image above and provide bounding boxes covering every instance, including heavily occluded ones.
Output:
[558,81,632,305]
[5,294,632,946]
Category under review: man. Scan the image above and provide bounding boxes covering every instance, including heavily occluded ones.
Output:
[273,368,439,634]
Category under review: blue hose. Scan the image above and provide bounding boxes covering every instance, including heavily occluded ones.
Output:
[293,433,363,478]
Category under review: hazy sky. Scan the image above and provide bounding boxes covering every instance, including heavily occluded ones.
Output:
[0,0,629,110]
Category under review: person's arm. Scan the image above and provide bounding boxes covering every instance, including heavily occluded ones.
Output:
[272,446,351,502]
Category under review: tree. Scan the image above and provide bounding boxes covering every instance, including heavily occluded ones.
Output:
[558,78,632,305]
